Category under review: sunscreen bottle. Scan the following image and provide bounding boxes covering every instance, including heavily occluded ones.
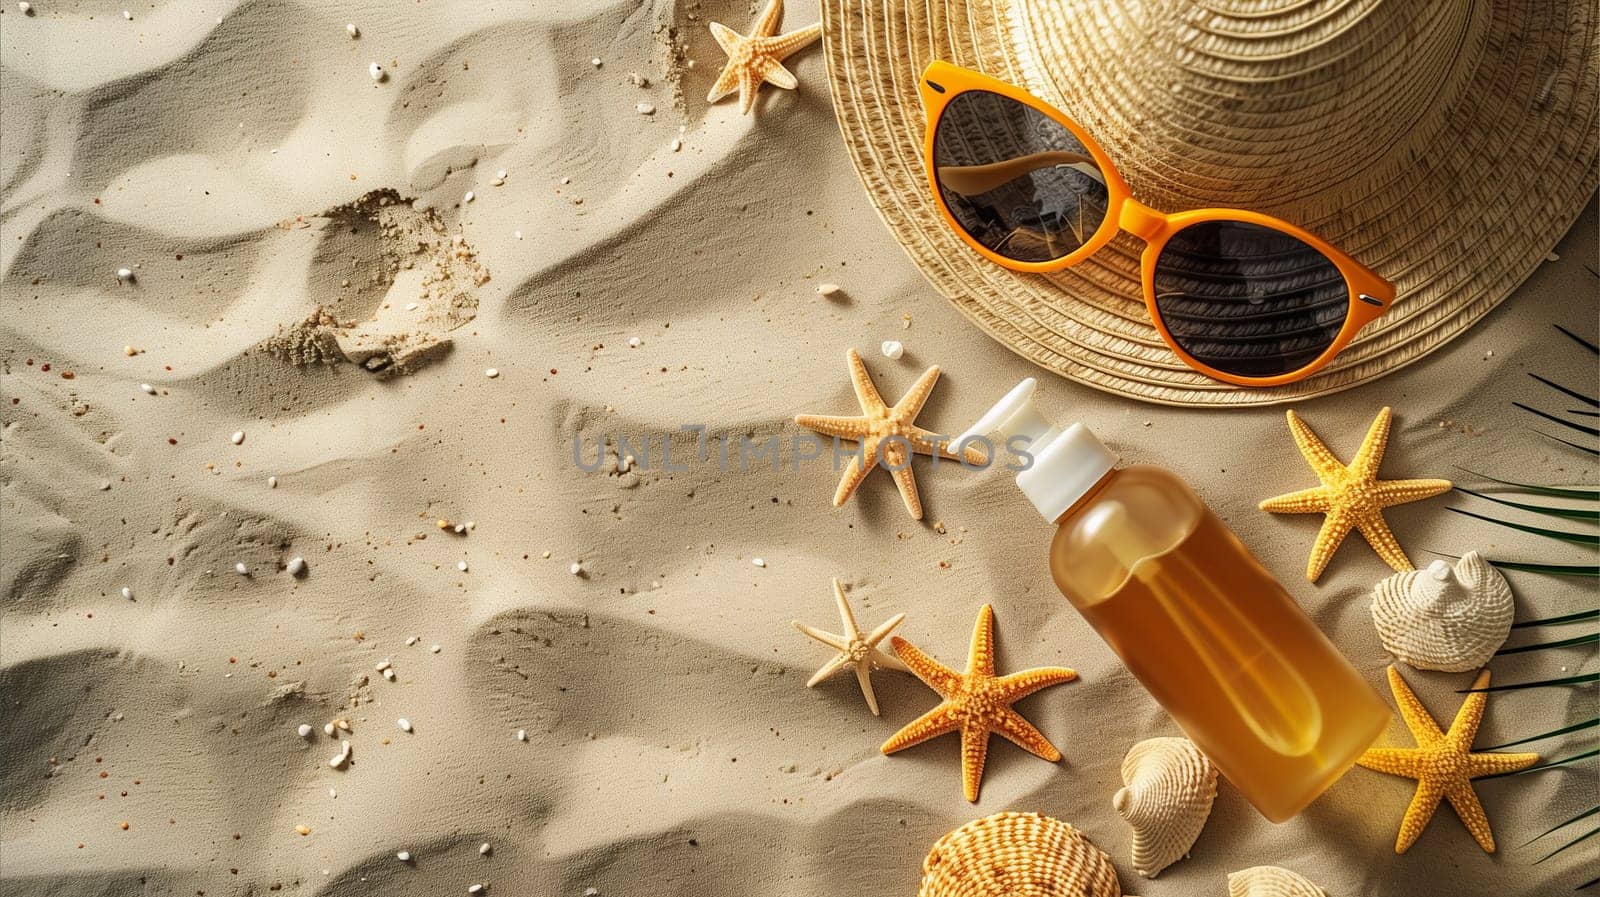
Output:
[957,379,1388,822]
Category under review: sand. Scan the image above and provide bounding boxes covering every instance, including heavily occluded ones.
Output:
[1,3,1594,896]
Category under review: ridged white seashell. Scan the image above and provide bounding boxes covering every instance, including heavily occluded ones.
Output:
[1112,736,1217,877]
[918,812,1123,897]
[1227,865,1327,897]
[1370,551,1513,672]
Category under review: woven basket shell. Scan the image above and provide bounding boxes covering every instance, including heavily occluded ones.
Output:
[918,812,1123,897]
[822,0,1598,405]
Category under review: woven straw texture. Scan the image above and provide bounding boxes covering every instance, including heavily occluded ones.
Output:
[917,811,1124,897]
[822,0,1598,405]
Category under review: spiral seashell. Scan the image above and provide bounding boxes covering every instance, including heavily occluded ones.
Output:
[1227,865,1327,897]
[917,812,1123,897]
[1112,736,1217,877]
[1370,551,1513,672]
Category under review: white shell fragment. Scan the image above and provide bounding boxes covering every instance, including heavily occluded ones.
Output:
[121,586,134,600]
[286,557,306,577]
[18,3,32,15]
[369,62,386,82]
[397,850,412,862]
[329,740,351,768]
[1113,736,1217,877]
[636,102,655,115]
[140,383,157,394]
[516,729,527,741]
[478,842,491,855]
[297,724,314,738]
[116,268,135,283]
[397,718,412,732]
[467,886,485,895]
[323,722,336,737]
[484,367,499,378]
[815,282,840,296]
[234,562,249,576]
[457,560,469,572]
[1370,552,1513,672]
[569,562,583,576]
[230,431,245,445]
[1228,866,1327,897]
[346,23,359,37]
[880,340,904,360]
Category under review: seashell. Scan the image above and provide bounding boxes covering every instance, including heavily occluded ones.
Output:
[1113,736,1217,877]
[918,812,1123,897]
[1370,551,1513,672]
[1227,865,1327,897]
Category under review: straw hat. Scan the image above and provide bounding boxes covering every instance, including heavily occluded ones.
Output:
[822,0,1597,405]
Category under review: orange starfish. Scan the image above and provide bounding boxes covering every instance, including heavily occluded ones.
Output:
[795,348,984,520]
[1356,667,1538,853]
[706,0,822,115]
[1259,406,1451,581]
[882,604,1077,802]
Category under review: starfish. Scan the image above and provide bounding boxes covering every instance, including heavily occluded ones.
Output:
[1259,406,1451,581]
[706,0,823,115]
[882,604,1078,802]
[795,349,985,520]
[791,578,910,715]
[1357,666,1538,854]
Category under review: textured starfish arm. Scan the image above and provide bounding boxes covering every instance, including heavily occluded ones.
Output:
[864,612,906,647]
[854,661,882,716]
[1305,511,1354,581]
[708,20,742,54]
[1442,781,1497,853]
[831,579,860,633]
[1356,746,1423,776]
[1349,406,1395,480]
[792,620,848,652]
[881,704,960,753]
[1446,670,1491,749]
[993,666,1078,702]
[888,458,923,520]
[868,646,911,673]
[1285,410,1346,479]
[831,443,880,507]
[1386,666,1447,743]
[765,22,822,56]
[1258,486,1331,514]
[845,349,886,412]
[893,365,943,420]
[993,707,1062,762]
[906,425,987,464]
[752,0,785,35]
[759,58,798,90]
[960,723,991,802]
[736,69,760,115]
[806,654,851,687]
[794,413,870,439]
[967,604,998,678]
[1355,514,1416,573]
[889,636,962,696]
[1394,779,1446,854]
[707,63,742,103]
[1376,477,1453,506]
[1467,750,1539,777]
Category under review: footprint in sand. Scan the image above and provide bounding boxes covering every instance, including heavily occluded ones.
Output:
[266,188,489,376]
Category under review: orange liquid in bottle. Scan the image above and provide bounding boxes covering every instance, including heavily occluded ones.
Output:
[1050,466,1388,822]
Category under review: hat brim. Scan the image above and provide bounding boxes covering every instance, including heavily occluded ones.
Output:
[822,0,1599,406]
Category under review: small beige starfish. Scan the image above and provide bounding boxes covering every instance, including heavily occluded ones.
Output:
[792,578,909,716]
[1259,406,1451,581]
[706,0,822,115]
[1357,666,1538,853]
[795,349,985,520]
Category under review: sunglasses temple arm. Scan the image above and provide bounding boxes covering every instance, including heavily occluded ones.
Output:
[936,151,1095,196]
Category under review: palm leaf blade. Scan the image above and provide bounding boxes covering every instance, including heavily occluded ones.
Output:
[1451,467,1600,500]
[1490,560,1600,577]
[1530,372,1600,408]
[1515,402,1600,438]
[1483,717,1599,750]
[1513,609,1600,628]
[1459,673,1600,693]
[1496,632,1600,655]
[1455,486,1600,522]
[1447,507,1600,546]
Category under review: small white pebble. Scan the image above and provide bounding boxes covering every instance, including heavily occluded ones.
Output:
[396,851,412,862]
[752,558,766,568]
[323,722,336,737]
[496,169,508,179]
[18,2,32,15]
[591,57,602,67]
[234,562,249,576]
[121,586,133,600]
[880,340,905,360]
[346,23,359,37]
[116,268,135,284]
[466,521,476,531]
[636,102,655,115]
[397,718,412,733]
[140,383,157,395]
[569,562,583,576]
[375,660,391,672]
[369,62,386,82]
[816,282,840,296]
[468,886,485,895]
[405,636,418,646]
[230,431,245,445]
[670,138,682,152]
[328,740,351,768]
[405,301,418,311]
[286,556,306,577]
[484,367,499,378]
[382,668,397,681]
[267,476,278,488]
[463,191,475,204]
[430,644,441,653]
[516,729,527,741]
[628,336,641,348]
[478,842,491,855]
[454,524,466,534]
[122,9,131,20]
[514,230,523,240]
[586,889,600,897]
[457,560,469,572]
[297,724,314,738]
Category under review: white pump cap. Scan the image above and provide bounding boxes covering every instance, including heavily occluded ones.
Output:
[955,378,1118,522]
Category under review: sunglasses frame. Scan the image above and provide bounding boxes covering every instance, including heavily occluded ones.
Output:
[919,61,1395,388]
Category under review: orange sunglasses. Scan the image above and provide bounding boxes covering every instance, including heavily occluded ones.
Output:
[920,61,1395,387]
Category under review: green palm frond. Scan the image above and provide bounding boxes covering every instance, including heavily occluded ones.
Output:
[1537,431,1600,457]
[1538,826,1598,864]
[1483,718,1599,750]
[1447,507,1600,546]
[1459,673,1599,693]
[1516,402,1600,438]
[1489,560,1600,578]
[1476,748,1599,780]
[1451,468,1600,500]
[1496,633,1600,656]
[1529,372,1599,408]
[1555,323,1599,354]
[1454,486,1600,522]
[1513,609,1600,628]
[1526,805,1600,845]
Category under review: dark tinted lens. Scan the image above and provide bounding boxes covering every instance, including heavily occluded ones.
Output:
[933,90,1109,263]
[1152,220,1350,379]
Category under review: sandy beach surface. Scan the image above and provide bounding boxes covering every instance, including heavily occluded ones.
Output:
[2,3,1595,895]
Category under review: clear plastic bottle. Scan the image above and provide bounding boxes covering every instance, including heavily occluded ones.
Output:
[957,380,1389,822]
